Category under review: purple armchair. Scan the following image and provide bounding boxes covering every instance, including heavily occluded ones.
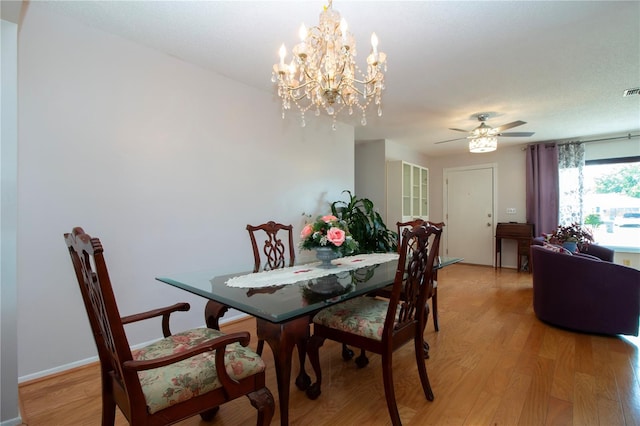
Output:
[531,245,640,336]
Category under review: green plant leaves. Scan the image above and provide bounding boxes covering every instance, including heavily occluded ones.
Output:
[330,190,398,254]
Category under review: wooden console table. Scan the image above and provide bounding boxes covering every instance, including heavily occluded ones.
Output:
[495,222,534,272]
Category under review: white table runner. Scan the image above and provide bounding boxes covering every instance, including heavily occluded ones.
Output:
[225,252,399,288]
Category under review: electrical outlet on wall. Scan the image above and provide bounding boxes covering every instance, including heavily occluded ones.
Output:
[506,208,516,214]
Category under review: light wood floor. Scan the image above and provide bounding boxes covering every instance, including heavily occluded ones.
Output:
[19,264,640,425]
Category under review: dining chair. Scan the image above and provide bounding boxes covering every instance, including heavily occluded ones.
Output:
[246,221,295,356]
[64,227,274,426]
[247,221,296,272]
[397,219,445,332]
[305,223,443,426]
[205,221,296,349]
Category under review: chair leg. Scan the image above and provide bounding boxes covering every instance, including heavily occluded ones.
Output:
[247,387,275,426]
[199,406,220,421]
[101,377,116,426]
[341,343,354,360]
[415,334,435,402]
[305,334,326,400]
[256,338,265,356]
[432,288,439,332]
[295,337,312,390]
[381,351,402,426]
[101,394,116,426]
[422,304,430,359]
[355,348,369,368]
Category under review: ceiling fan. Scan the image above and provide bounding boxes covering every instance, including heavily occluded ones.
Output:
[435,113,535,145]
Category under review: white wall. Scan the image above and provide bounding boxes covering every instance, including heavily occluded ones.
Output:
[385,139,429,166]
[2,15,21,426]
[354,140,386,214]
[16,5,355,379]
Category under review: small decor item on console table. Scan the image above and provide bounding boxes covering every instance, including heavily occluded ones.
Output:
[545,222,594,253]
[299,214,358,268]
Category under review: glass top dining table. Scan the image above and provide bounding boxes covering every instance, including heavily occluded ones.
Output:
[156,254,462,426]
[156,255,462,324]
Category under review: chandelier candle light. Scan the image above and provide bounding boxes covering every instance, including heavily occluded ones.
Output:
[272,0,387,130]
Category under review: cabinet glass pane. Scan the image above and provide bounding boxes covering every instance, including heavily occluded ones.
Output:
[403,196,411,215]
[402,164,411,195]
[402,164,411,215]
[411,166,422,217]
[421,169,428,216]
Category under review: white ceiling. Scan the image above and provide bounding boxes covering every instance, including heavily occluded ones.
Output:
[21,0,640,156]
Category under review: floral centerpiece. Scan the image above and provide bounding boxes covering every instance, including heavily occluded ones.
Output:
[299,215,358,264]
[545,222,594,252]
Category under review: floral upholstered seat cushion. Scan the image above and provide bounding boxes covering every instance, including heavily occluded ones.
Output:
[313,297,399,341]
[131,327,265,414]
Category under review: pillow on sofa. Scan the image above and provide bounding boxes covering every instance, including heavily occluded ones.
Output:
[541,242,573,255]
[574,252,602,262]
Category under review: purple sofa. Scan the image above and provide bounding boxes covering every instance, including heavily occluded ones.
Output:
[531,244,640,336]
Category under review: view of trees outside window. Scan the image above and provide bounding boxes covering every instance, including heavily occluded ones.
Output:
[583,162,640,248]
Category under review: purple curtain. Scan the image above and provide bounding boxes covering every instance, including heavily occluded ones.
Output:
[526,143,559,236]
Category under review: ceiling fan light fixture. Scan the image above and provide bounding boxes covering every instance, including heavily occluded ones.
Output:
[469,136,497,153]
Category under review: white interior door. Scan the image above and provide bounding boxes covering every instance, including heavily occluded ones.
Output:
[445,165,496,265]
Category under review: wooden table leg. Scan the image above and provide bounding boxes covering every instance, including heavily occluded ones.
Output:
[204,300,229,330]
[256,316,311,426]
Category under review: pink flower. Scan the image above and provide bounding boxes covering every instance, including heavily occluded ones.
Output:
[300,224,313,239]
[326,227,345,246]
[321,215,338,223]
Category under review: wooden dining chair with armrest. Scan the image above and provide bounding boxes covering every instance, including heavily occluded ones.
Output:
[306,224,442,426]
[65,227,274,426]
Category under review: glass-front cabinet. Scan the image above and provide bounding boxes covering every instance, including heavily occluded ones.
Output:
[387,160,429,225]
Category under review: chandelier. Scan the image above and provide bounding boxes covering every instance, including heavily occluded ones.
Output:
[272,0,387,129]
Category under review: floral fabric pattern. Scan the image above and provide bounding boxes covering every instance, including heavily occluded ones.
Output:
[313,297,399,341]
[132,328,265,414]
[541,242,573,255]
[558,142,585,225]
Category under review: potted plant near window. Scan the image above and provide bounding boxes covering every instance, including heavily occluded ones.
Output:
[546,222,594,253]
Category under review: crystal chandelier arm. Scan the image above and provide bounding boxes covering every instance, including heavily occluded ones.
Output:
[338,73,383,97]
[281,81,318,102]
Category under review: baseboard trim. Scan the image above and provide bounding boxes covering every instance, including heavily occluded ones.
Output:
[0,416,23,426]
[18,313,251,384]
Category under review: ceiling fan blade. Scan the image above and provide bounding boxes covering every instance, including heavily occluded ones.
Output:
[434,137,467,145]
[498,132,535,137]
[494,120,526,132]
[449,128,471,133]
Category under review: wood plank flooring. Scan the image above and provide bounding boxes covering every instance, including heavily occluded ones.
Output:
[18,264,640,425]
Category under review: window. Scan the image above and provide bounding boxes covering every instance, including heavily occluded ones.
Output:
[583,159,640,250]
